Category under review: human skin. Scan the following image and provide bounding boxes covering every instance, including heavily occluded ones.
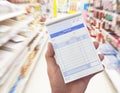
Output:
[45,42,104,93]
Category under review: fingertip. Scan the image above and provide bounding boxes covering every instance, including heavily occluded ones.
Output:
[48,42,52,48]
[94,42,99,49]
[45,42,55,58]
[98,54,104,61]
[45,43,58,71]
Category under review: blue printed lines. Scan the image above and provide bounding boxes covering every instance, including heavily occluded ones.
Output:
[54,34,89,49]
[63,61,98,77]
[50,23,84,38]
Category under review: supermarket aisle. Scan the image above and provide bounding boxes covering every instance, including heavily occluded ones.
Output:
[24,42,117,93]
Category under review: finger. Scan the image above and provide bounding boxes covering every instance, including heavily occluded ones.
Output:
[93,41,99,49]
[45,42,58,69]
[45,42,54,57]
[98,54,104,61]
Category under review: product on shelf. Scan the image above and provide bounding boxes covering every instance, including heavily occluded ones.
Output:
[69,0,79,14]
[20,50,36,77]
[106,55,120,72]
[7,0,38,3]
[87,1,120,48]
[39,0,54,22]
[92,0,120,13]
[117,0,120,13]
[104,14,113,21]
[115,16,120,35]
[99,43,120,73]
[87,25,97,37]
[0,1,21,14]
[102,0,115,12]
[0,38,29,86]
[0,19,23,46]
[93,0,103,9]
[0,25,11,33]
[103,22,112,31]
[88,0,94,6]
[109,34,120,48]
[96,31,104,42]
[57,0,69,13]
[10,34,27,43]
[99,43,117,55]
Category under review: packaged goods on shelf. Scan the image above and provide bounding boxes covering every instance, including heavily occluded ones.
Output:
[0,1,49,93]
[8,0,39,3]
[0,1,26,22]
[10,34,27,43]
[98,42,120,93]
[92,0,120,13]
[0,26,47,93]
[69,0,79,14]
[0,47,29,93]
[93,0,103,9]
[115,16,120,36]
[57,0,69,13]
[0,25,11,33]
[0,15,34,46]
[40,0,54,22]
[9,34,48,93]
[0,40,28,86]
[87,0,120,92]
[103,0,113,11]
[104,14,114,21]
[99,43,117,55]
[117,0,120,13]
[105,55,120,74]
[0,1,20,14]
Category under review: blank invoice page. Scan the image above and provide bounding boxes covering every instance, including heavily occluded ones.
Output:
[46,12,103,83]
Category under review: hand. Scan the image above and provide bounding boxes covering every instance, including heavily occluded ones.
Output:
[45,42,104,93]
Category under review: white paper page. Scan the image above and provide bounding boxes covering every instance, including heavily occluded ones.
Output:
[46,12,103,83]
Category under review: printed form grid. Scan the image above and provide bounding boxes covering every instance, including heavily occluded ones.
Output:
[56,36,99,73]
[49,21,100,78]
[54,30,99,77]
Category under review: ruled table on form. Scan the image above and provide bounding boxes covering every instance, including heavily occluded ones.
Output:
[46,13,103,83]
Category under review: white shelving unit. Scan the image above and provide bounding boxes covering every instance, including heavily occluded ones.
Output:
[0,2,48,93]
[100,28,118,43]
[0,27,37,93]
[13,34,48,93]
[88,6,118,26]
[0,16,34,46]
[93,8,118,17]
[0,31,48,93]
[0,10,26,22]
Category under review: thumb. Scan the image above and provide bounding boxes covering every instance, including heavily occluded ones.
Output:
[45,42,58,69]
